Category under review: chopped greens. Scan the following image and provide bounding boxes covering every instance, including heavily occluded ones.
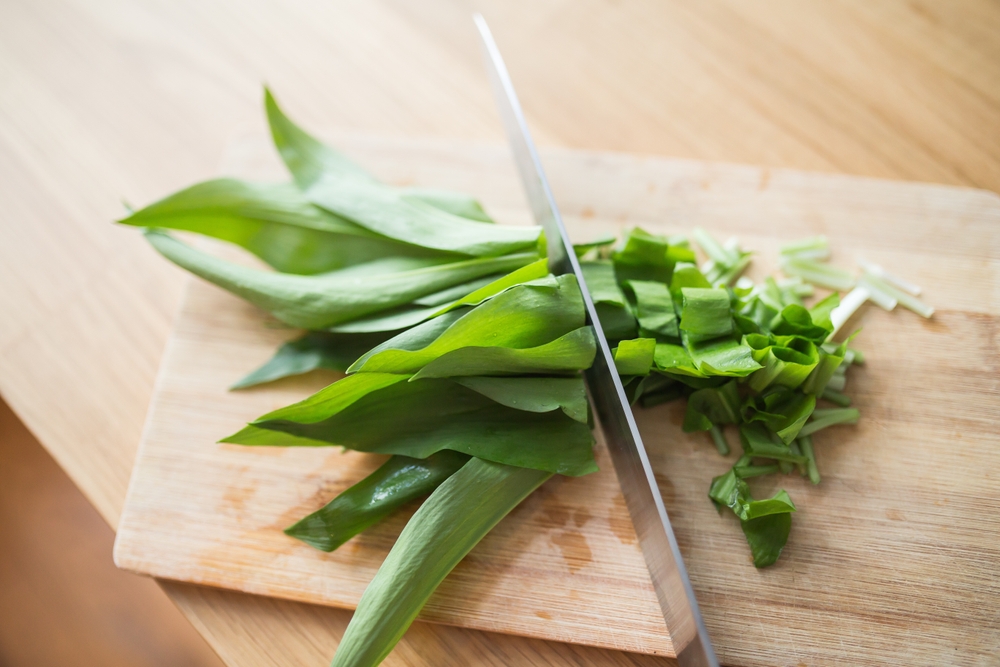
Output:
[592,228,933,569]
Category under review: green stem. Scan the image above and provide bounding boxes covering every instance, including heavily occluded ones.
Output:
[821,387,852,407]
[330,458,551,667]
[709,425,730,456]
[798,408,860,437]
[799,436,820,484]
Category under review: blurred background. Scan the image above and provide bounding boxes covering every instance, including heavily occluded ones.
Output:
[1,0,997,665]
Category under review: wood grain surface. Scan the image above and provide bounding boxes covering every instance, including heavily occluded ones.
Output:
[114,134,1000,666]
[0,400,223,667]
[2,1,999,665]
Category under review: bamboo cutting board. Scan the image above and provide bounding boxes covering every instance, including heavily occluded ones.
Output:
[114,135,1000,666]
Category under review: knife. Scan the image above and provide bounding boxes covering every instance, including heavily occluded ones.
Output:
[473,15,719,667]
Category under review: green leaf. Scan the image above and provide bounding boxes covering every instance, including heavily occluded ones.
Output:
[770,304,831,344]
[349,275,585,375]
[428,259,553,318]
[284,451,470,552]
[231,331,393,389]
[412,327,595,379]
[669,264,712,303]
[143,230,536,330]
[610,227,674,284]
[679,288,733,338]
[120,179,449,275]
[741,512,793,568]
[808,293,840,331]
[325,303,453,334]
[623,280,678,339]
[309,180,541,257]
[802,334,854,395]
[580,260,637,340]
[254,372,411,424]
[743,388,817,444]
[264,88,374,187]
[613,338,656,376]
[329,458,551,667]
[708,468,795,567]
[682,381,740,432]
[230,379,597,476]
[398,187,493,223]
[653,342,705,378]
[708,468,739,509]
[629,373,684,408]
[739,423,807,464]
[265,90,541,258]
[685,336,761,377]
[329,260,552,333]
[745,334,820,392]
[572,234,616,257]
[455,376,589,424]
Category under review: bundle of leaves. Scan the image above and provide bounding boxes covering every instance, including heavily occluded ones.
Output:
[222,270,598,667]
[121,89,543,345]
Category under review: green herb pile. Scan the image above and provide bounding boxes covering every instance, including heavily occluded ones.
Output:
[591,230,931,567]
[123,89,932,667]
[586,230,860,567]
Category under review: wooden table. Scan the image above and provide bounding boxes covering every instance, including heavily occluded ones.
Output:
[1,1,997,665]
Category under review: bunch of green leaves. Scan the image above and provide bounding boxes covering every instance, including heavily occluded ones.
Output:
[120,89,550,387]
[589,228,863,567]
[220,267,596,666]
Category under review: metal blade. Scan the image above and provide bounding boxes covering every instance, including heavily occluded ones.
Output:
[473,15,718,667]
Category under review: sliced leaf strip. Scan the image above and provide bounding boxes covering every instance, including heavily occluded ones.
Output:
[624,280,678,339]
[798,408,860,437]
[683,381,740,432]
[580,260,637,340]
[611,228,674,284]
[613,338,656,376]
[679,288,733,337]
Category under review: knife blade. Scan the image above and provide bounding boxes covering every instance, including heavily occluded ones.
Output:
[473,15,719,667]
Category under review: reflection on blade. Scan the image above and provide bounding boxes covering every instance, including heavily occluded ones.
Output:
[473,14,719,667]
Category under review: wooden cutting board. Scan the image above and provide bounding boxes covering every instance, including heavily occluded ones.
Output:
[114,134,1000,666]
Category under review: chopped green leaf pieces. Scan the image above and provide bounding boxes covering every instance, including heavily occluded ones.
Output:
[624,280,678,339]
[614,338,656,376]
[680,288,733,337]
